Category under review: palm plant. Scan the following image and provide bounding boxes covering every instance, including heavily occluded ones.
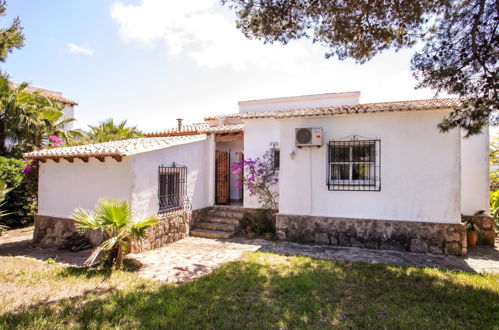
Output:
[72,199,159,269]
[88,119,143,143]
[0,76,80,153]
[47,117,86,146]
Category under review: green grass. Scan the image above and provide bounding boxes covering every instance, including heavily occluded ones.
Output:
[1,252,498,329]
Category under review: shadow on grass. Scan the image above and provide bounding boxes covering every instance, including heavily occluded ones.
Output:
[58,266,114,280]
[0,238,88,266]
[1,253,498,329]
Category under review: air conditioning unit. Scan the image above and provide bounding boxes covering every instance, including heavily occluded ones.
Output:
[295,127,323,147]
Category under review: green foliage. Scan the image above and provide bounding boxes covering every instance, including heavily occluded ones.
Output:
[0,180,12,233]
[223,0,498,136]
[87,119,143,143]
[0,156,36,227]
[490,190,499,231]
[0,76,83,155]
[240,209,275,237]
[72,199,159,269]
[0,0,24,62]
[490,135,499,191]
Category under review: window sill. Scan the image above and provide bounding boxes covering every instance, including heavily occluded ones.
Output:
[158,206,183,214]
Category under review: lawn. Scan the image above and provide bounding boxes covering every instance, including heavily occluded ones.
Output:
[0,252,498,329]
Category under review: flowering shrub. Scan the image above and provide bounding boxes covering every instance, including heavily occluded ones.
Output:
[0,157,37,227]
[48,135,63,147]
[232,151,278,210]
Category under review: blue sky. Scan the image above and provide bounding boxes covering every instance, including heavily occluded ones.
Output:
[2,0,439,132]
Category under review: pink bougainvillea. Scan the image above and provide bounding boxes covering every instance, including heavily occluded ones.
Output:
[231,151,278,209]
[48,135,63,148]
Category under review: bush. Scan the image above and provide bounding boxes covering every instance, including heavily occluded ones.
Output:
[490,190,499,231]
[240,209,275,238]
[0,157,37,227]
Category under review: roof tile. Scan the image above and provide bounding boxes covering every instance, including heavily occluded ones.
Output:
[24,135,207,160]
[204,98,462,120]
[145,123,243,137]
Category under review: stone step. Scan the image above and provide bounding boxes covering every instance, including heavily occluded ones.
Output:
[195,222,238,232]
[205,216,241,226]
[207,208,245,219]
[190,228,235,239]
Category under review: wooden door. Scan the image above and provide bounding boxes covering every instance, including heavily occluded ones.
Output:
[215,151,230,204]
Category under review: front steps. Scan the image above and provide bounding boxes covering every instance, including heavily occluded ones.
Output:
[190,206,244,239]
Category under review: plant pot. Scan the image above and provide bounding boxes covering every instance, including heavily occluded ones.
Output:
[467,231,478,247]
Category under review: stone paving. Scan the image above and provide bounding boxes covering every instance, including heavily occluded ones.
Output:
[128,237,262,283]
[1,227,498,285]
[130,236,499,283]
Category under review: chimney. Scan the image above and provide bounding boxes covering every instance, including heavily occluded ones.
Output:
[176,118,183,131]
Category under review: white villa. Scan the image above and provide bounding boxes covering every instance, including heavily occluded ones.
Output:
[24,91,492,255]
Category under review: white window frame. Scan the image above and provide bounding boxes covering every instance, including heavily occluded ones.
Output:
[327,139,381,191]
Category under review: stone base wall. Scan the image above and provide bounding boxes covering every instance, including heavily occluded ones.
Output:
[191,208,209,225]
[130,211,191,253]
[33,215,102,247]
[276,214,467,256]
[462,215,496,245]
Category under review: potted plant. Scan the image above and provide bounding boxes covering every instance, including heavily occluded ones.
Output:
[463,217,479,247]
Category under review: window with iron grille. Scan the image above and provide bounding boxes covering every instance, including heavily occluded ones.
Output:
[327,139,381,191]
[158,164,190,213]
[271,148,280,170]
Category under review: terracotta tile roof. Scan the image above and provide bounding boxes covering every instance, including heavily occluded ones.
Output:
[24,135,207,160]
[145,123,244,137]
[43,93,78,106]
[204,98,462,120]
[9,82,78,106]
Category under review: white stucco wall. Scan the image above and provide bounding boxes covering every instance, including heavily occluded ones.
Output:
[216,140,244,200]
[461,129,490,215]
[37,157,132,219]
[61,105,75,130]
[239,92,360,113]
[130,137,212,219]
[243,118,280,208]
[277,110,462,223]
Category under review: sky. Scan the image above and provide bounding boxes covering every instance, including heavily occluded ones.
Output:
[2,0,440,132]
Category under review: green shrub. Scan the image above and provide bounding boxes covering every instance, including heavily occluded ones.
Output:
[240,209,275,238]
[490,190,499,231]
[0,157,37,227]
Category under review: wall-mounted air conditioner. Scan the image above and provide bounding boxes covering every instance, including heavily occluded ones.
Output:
[295,127,323,147]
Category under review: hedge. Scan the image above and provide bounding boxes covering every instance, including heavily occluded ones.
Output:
[0,157,37,227]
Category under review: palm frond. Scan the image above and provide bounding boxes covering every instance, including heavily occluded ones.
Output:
[84,245,105,267]
[129,215,160,239]
[100,236,120,251]
[71,208,99,233]
[97,199,131,228]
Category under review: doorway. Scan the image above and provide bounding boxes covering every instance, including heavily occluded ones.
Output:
[215,150,230,205]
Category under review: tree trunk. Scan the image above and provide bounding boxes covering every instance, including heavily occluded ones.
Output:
[116,242,123,269]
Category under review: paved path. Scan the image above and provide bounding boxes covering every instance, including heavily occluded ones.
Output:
[130,236,499,283]
[2,228,498,284]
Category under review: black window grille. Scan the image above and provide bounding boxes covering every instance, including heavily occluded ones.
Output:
[327,139,381,191]
[158,163,191,213]
[271,149,280,170]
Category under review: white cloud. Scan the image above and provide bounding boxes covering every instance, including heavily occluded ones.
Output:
[67,43,95,56]
[110,0,311,72]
